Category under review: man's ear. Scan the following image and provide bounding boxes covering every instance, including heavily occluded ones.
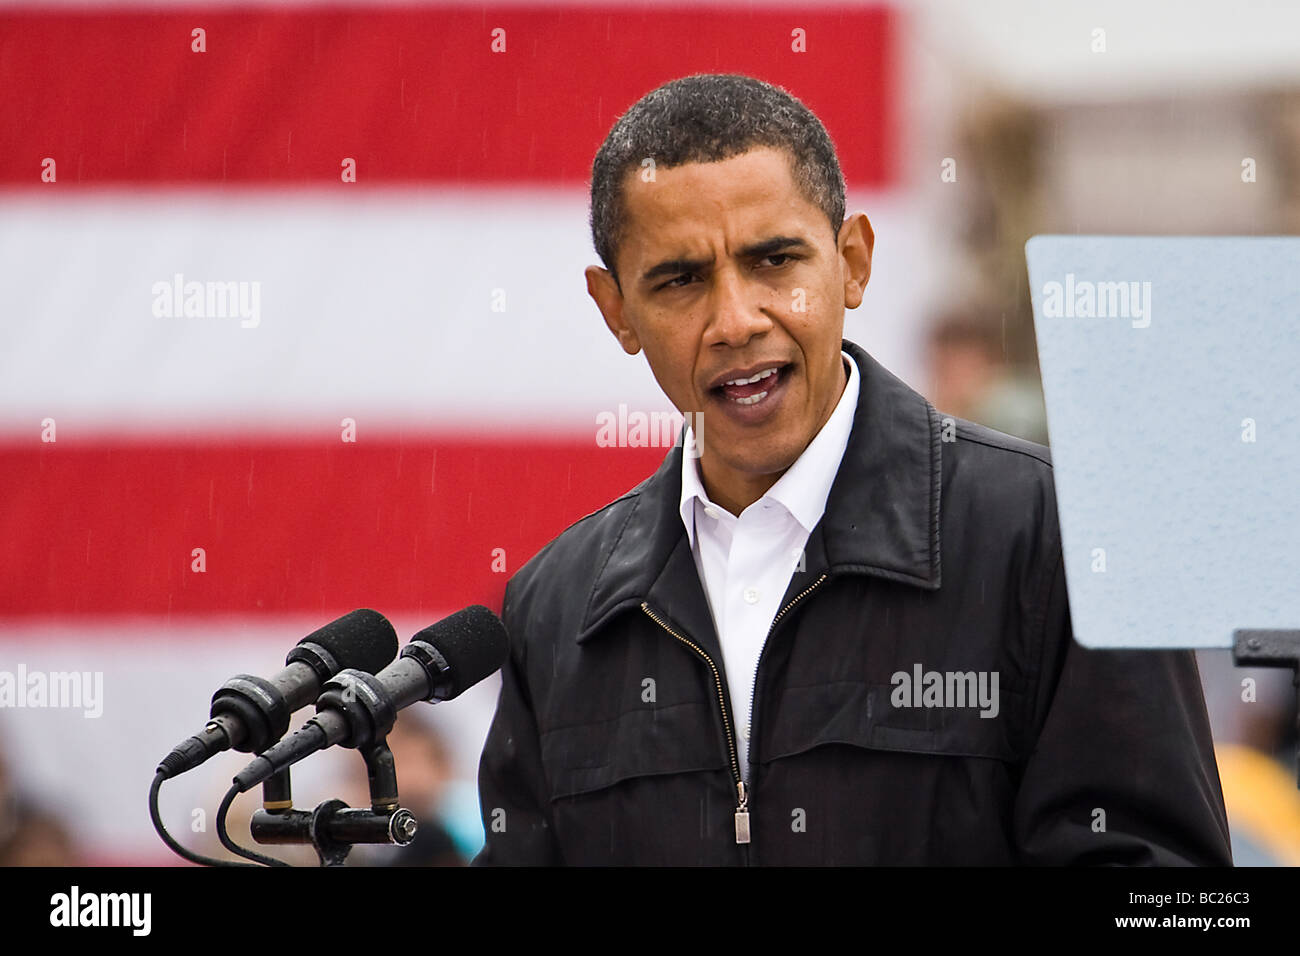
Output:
[838,212,874,310]
[586,264,641,355]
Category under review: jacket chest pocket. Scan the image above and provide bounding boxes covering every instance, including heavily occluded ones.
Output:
[541,699,730,800]
[761,680,1020,764]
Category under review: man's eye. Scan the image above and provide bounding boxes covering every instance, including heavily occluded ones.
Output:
[762,253,794,267]
[658,274,695,291]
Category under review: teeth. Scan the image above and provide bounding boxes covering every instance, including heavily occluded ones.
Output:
[724,367,779,386]
[732,390,768,405]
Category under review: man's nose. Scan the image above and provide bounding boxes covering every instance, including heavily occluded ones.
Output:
[705,267,772,348]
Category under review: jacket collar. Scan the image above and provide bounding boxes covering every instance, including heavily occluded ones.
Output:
[576,338,942,646]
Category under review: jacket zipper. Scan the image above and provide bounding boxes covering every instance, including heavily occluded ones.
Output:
[747,570,829,785]
[640,603,750,846]
[640,569,829,852]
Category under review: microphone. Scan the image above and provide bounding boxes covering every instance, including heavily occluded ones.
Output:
[156,609,399,780]
[233,605,508,792]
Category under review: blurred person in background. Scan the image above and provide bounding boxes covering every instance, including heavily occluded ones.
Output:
[1196,651,1300,866]
[166,719,468,867]
[342,712,467,866]
[0,804,76,867]
[925,309,1048,445]
[0,741,78,866]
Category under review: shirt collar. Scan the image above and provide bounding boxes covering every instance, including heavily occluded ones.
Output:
[679,350,860,547]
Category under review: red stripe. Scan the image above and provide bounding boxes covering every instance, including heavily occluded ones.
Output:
[0,436,666,618]
[0,5,895,187]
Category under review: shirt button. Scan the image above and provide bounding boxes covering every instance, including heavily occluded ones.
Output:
[740,722,750,741]
[743,587,759,604]
[703,505,720,519]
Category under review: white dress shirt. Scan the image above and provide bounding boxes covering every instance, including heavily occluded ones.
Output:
[679,350,860,781]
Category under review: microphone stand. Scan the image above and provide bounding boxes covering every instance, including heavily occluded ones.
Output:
[248,739,418,866]
[1233,629,1300,787]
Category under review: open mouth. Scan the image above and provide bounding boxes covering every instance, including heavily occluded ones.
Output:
[711,364,790,403]
[707,363,793,419]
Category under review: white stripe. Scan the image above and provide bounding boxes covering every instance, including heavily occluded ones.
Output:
[0,187,930,434]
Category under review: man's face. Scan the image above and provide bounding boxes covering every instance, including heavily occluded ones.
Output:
[586,146,873,510]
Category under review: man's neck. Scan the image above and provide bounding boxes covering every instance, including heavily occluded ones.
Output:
[698,463,783,517]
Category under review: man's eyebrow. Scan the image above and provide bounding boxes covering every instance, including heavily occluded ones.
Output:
[639,236,813,286]
[641,255,713,285]
[737,235,813,259]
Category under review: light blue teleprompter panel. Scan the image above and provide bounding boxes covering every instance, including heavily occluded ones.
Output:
[1026,236,1300,648]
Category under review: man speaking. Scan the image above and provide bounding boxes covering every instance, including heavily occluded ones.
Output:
[473,73,1232,865]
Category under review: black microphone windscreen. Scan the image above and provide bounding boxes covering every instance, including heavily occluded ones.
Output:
[300,609,398,675]
[412,605,509,700]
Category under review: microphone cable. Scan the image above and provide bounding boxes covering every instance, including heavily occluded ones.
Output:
[149,770,263,868]
[218,782,290,867]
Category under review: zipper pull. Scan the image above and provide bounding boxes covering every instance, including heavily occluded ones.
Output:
[734,780,751,845]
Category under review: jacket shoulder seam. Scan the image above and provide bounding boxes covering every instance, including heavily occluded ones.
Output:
[518,485,642,575]
[953,426,1053,469]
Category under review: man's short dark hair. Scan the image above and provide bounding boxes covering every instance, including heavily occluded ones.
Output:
[589,73,847,287]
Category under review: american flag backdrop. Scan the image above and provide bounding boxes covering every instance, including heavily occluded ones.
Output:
[0,1,936,863]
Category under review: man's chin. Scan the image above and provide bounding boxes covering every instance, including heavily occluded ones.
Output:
[703,443,804,483]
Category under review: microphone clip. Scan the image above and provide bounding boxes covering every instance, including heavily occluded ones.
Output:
[248,738,418,867]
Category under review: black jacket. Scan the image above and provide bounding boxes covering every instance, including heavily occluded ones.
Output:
[473,339,1233,865]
